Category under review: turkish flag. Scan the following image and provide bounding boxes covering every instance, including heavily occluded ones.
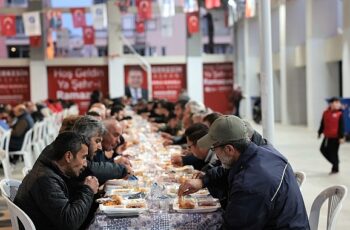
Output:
[135,19,145,33]
[0,15,16,36]
[83,26,95,45]
[71,8,86,28]
[29,36,42,47]
[136,0,152,20]
[187,12,199,34]
[205,0,220,9]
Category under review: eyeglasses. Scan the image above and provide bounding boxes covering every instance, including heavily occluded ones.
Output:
[210,143,228,152]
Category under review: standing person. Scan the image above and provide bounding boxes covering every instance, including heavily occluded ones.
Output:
[318,97,345,174]
[229,85,243,117]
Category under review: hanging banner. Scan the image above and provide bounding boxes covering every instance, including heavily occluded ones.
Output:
[183,0,198,13]
[0,15,16,36]
[161,17,173,37]
[0,67,30,105]
[71,8,86,28]
[158,0,175,18]
[205,0,220,9]
[29,36,42,47]
[187,12,199,34]
[124,65,186,103]
[47,66,109,114]
[245,0,256,18]
[23,11,41,36]
[83,26,95,45]
[137,0,152,20]
[91,3,107,29]
[203,63,234,114]
[151,64,186,102]
[47,10,62,30]
[56,28,70,48]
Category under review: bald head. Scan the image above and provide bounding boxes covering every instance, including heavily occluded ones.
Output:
[13,104,26,117]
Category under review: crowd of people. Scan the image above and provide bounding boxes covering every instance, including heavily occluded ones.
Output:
[0,92,316,229]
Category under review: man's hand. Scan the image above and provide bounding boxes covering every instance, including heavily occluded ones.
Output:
[171,154,183,167]
[340,138,346,144]
[115,156,132,167]
[178,179,203,196]
[84,176,99,194]
[163,139,174,146]
[161,132,173,140]
[192,171,205,179]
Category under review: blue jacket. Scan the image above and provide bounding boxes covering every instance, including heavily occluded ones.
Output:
[203,142,310,229]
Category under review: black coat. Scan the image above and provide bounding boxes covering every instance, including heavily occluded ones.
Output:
[203,143,310,229]
[14,151,94,230]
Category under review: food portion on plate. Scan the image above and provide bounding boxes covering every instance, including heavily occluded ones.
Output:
[173,196,220,213]
[178,196,196,209]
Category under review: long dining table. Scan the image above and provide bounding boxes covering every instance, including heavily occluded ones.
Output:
[89,115,223,230]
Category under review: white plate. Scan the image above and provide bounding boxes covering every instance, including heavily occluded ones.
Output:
[100,199,148,216]
[173,199,220,213]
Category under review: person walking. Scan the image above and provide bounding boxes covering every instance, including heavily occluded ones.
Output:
[318,97,345,174]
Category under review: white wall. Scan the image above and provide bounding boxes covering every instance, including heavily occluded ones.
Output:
[286,0,306,47]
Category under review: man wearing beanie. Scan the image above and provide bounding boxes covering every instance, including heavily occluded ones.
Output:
[178,115,310,229]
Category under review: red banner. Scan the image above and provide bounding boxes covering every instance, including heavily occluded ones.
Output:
[151,65,186,102]
[0,67,30,105]
[0,15,16,36]
[83,26,95,45]
[47,66,109,114]
[186,12,199,34]
[125,65,186,102]
[205,0,220,9]
[70,8,86,28]
[203,63,234,114]
[29,36,42,47]
[136,0,152,20]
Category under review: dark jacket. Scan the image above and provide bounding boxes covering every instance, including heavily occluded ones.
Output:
[14,150,94,230]
[203,143,310,229]
[125,86,148,103]
[9,112,34,151]
[38,144,128,185]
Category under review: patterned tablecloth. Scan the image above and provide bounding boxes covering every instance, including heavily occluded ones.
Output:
[89,210,223,230]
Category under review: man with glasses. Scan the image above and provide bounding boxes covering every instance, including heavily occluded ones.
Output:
[178,115,309,229]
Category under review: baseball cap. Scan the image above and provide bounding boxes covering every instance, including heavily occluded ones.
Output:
[197,115,248,149]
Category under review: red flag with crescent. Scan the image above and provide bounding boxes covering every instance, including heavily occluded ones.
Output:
[136,0,152,20]
[186,12,199,34]
[135,19,145,33]
[0,15,16,36]
[83,26,95,45]
[71,8,86,28]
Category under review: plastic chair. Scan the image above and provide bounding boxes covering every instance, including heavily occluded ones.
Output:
[309,185,348,230]
[2,192,36,230]
[0,129,12,178]
[294,171,306,188]
[0,178,22,201]
[9,128,34,169]
[22,167,31,177]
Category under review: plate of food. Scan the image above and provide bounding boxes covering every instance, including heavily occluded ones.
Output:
[173,197,220,213]
[99,197,148,216]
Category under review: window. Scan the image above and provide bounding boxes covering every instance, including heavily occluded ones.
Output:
[7,45,30,58]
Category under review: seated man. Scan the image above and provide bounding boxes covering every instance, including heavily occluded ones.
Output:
[14,132,99,230]
[178,115,310,229]
[171,123,219,172]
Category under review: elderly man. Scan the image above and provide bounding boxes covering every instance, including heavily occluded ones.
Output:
[14,132,99,230]
[93,119,131,167]
[178,115,310,229]
[125,67,148,104]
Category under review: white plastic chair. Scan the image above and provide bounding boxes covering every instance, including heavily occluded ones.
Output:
[0,129,12,178]
[0,178,22,201]
[295,171,306,188]
[2,192,36,230]
[22,167,31,177]
[9,128,34,169]
[309,185,348,230]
